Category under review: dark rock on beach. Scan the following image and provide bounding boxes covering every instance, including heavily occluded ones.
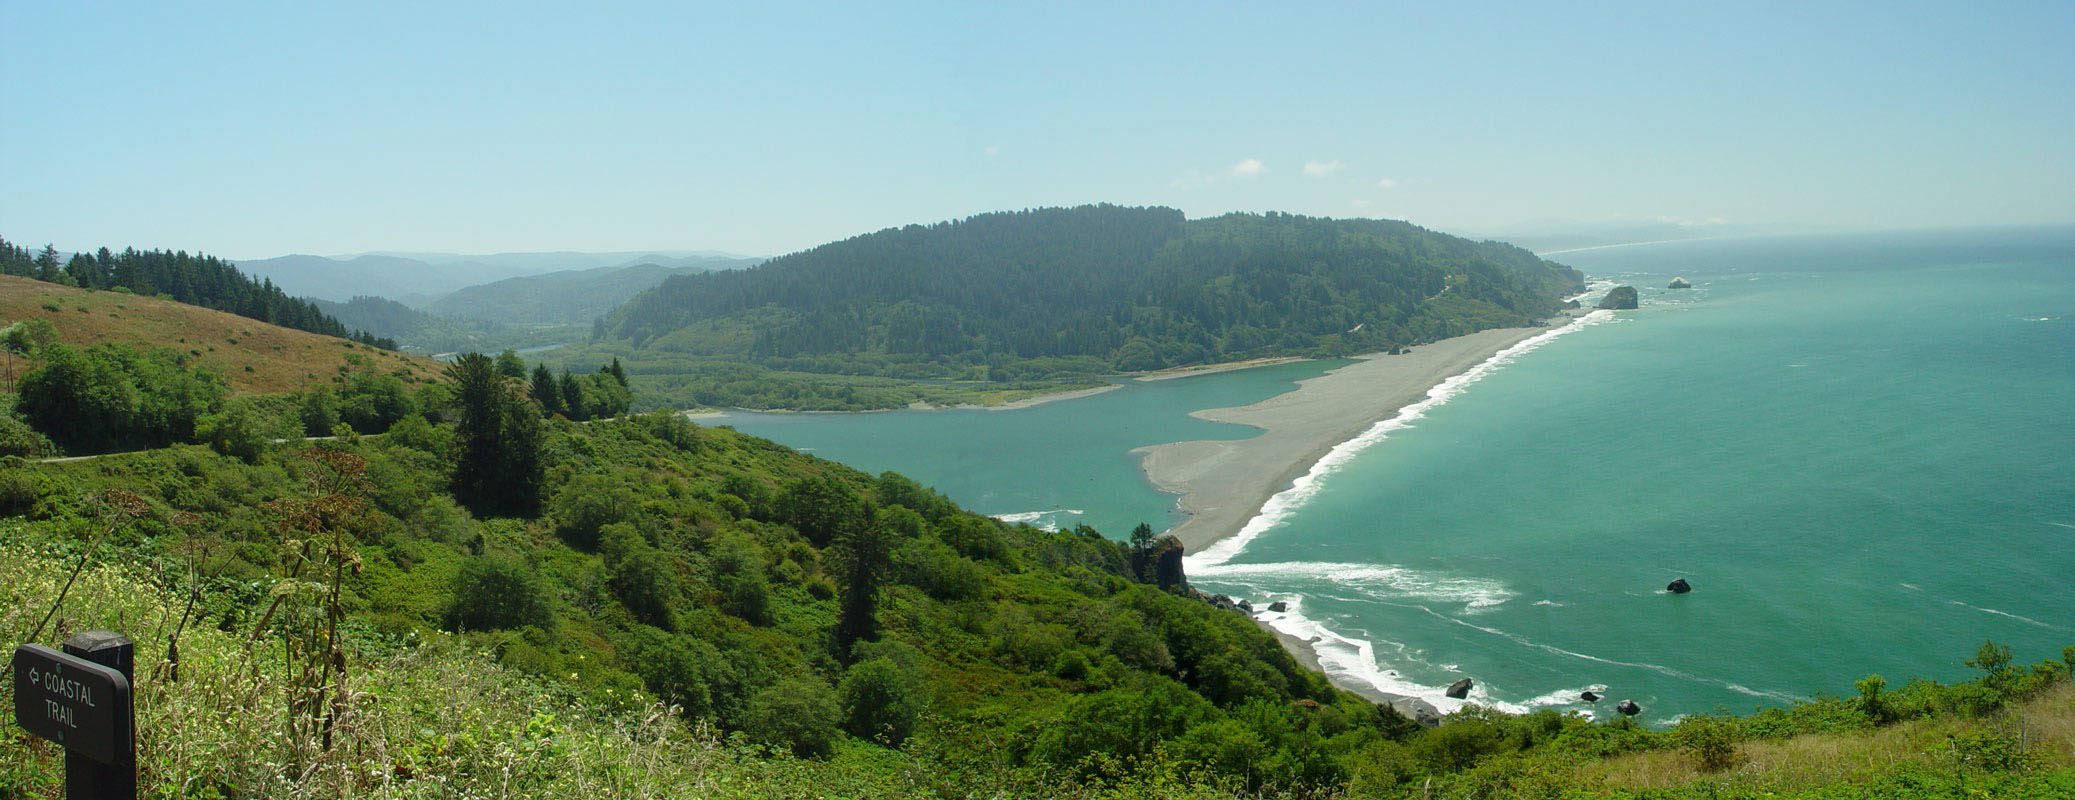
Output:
[1268,600,1289,613]
[1667,578,1692,594]
[1446,678,1474,699]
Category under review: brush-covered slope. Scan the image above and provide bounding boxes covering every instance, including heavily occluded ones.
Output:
[5,413,2070,799]
[0,275,440,394]
[601,205,1583,378]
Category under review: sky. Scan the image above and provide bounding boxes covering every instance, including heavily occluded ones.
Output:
[4,1,2071,259]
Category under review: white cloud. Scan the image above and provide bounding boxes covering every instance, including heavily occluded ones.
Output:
[984,144,1001,156]
[1376,177,1400,189]
[1302,160,1345,177]
[1231,158,1267,177]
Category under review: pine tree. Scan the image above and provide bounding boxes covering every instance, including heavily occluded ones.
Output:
[447,353,543,517]
[530,364,563,417]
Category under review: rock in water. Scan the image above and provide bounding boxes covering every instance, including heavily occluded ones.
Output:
[1667,578,1692,594]
[1597,286,1639,309]
[1446,678,1474,699]
[1668,277,1693,289]
[1267,600,1289,613]
[1617,699,1642,716]
[1581,691,1601,702]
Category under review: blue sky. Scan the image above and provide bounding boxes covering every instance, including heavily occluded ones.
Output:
[4,1,2070,258]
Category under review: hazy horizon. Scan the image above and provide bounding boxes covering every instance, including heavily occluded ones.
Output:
[5,2,2070,258]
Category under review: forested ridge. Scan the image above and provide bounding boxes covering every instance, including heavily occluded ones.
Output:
[601,206,1584,380]
[0,236,393,348]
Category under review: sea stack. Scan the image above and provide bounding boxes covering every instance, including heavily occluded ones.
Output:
[1581,691,1601,702]
[1667,578,1692,594]
[1597,286,1639,309]
[1446,678,1474,699]
[1267,600,1289,613]
[1668,277,1693,289]
[1617,699,1642,716]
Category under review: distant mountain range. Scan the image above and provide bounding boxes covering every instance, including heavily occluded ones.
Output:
[229,250,760,303]
[428,258,765,326]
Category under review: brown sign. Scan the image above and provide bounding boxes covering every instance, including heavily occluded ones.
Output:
[12,644,133,765]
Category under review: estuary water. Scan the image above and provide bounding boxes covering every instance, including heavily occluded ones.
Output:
[714,226,2075,723]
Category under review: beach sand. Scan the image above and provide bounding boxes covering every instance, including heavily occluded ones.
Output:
[1139,318,1576,556]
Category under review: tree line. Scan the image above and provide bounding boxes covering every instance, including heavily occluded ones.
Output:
[1,236,394,349]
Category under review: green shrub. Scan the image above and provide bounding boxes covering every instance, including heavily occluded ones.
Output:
[1672,713,1743,772]
[0,407,55,458]
[197,399,269,462]
[446,552,551,631]
[839,657,925,746]
[603,523,675,629]
[744,678,841,758]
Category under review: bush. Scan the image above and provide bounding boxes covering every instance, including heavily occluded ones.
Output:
[744,678,841,758]
[299,387,341,436]
[197,399,269,462]
[603,523,675,629]
[552,474,634,549]
[0,406,55,458]
[839,657,925,746]
[1408,717,1505,774]
[1672,713,1743,772]
[446,552,552,631]
[627,627,723,719]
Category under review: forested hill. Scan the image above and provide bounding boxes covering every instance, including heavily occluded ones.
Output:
[601,206,1584,376]
[0,236,394,348]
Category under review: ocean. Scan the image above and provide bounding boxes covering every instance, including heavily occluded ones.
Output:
[714,226,2075,723]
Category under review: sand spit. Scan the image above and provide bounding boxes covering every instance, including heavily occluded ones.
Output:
[1140,318,1577,555]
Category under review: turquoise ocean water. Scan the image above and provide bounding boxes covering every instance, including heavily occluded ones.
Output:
[715,227,2075,723]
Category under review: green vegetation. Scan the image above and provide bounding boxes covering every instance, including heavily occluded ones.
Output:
[3,354,2070,796]
[587,205,1582,409]
[1,236,394,348]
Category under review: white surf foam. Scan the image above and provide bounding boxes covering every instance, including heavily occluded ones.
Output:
[991,509,1084,532]
[1254,597,1532,715]
[1946,600,2068,632]
[1191,560,1515,610]
[1188,309,1614,571]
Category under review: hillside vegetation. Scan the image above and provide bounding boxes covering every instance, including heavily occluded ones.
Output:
[2,237,392,348]
[590,206,1581,411]
[0,276,438,396]
[2,408,2070,799]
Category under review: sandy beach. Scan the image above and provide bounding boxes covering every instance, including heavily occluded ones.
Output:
[1139,317,1579,555]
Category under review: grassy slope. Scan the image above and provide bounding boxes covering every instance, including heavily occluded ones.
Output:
[0,275,444,394]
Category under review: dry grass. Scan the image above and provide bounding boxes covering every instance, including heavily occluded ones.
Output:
[0,275,444,395]
[1581,682,2075,793]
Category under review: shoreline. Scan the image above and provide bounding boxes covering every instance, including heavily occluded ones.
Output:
[1139,315,1582,556]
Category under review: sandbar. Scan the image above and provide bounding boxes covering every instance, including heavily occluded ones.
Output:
[1139,315,1580,555]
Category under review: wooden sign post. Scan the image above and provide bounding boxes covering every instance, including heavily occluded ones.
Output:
[12,631,136,800]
